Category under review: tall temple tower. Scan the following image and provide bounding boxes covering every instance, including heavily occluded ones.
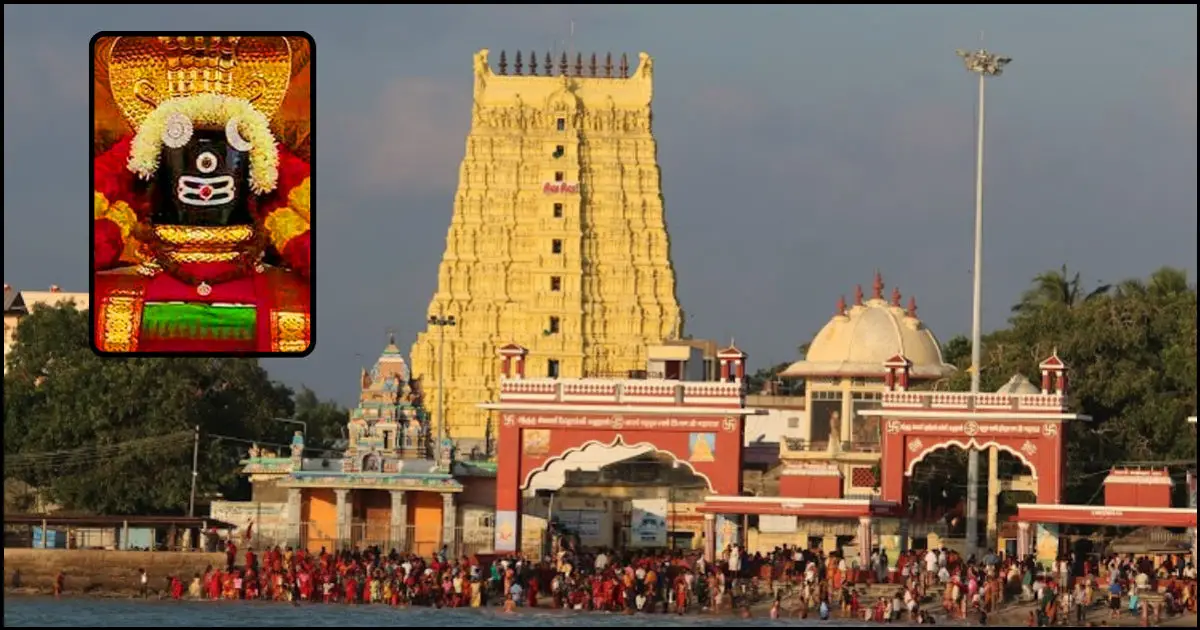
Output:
[411,49,684,449]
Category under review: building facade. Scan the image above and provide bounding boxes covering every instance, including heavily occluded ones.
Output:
[223,338,497,556]
[410,49,684,450]
[481,342,760,557]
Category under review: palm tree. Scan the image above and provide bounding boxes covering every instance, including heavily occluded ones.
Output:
[1115,267,1193,299]
[1011,265,1111,314]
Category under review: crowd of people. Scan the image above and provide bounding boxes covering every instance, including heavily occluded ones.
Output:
[133,537,1196,625]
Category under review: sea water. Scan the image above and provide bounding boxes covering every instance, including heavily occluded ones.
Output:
[3,597,880,627]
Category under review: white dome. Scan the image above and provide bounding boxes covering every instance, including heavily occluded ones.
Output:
[783,290,954,380]
[995,374,1039,395]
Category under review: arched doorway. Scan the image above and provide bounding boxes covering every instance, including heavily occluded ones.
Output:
[908,444,1037,552]
[522,443,712,553]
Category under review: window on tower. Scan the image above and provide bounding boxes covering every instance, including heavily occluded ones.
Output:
[553,203,564,218]
[553,145,565,158]
[547,359,561,378]
[556,118,566,131]
[548,316,560,334]
[550,276,562,292]
[552,239,563,254]
[554,171,564,182]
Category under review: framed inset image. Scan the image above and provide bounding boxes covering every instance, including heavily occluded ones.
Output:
[90,33,315,356]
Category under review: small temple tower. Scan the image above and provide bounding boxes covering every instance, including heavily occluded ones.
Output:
[242,335,464,555]
[410,49,684,450]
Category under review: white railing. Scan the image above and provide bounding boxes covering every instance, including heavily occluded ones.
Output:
[882,391,1065,412]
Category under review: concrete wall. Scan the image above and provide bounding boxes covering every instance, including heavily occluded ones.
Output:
[4,549,225,594]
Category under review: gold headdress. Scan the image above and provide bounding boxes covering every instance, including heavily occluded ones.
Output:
[107,36,293,193]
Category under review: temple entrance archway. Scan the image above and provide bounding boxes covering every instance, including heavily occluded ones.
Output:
[520,441,712,553]
[522,437,716,494]
[908,445,1036,541]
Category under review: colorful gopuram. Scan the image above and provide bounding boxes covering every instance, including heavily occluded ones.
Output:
[235,336,463,555]
[410,49,684,451]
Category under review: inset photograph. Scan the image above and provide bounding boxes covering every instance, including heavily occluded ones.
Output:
[91,34,314,355]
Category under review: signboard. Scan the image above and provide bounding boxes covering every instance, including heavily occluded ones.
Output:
[556,510,605,546]
[630,499,668,548]
[886,419,1058,438]
[504,414,735,432]
[543,182,580,194]
[759,514,798,533]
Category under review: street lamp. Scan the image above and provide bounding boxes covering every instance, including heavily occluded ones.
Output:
[428,314,457,468]
[956,46,1011,560]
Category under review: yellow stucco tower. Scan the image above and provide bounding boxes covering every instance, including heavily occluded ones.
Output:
[411,49,684,448]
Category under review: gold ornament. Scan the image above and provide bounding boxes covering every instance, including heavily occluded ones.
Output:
[106,36,292,129]
[152,225,256,248]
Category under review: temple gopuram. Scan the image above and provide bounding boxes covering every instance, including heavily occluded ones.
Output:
[225,336,465,555]
[410,49,684,453]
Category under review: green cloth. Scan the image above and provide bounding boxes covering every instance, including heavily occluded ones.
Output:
[142,302,256,340]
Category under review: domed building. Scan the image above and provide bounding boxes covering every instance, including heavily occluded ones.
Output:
[780,272,954,454]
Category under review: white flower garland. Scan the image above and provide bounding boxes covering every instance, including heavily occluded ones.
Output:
[127,94,280,194]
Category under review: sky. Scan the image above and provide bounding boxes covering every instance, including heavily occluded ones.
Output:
[4,5,1196,407]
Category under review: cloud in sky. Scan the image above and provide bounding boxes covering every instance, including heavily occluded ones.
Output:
[3,5,1195,406]
[346,78,471,197]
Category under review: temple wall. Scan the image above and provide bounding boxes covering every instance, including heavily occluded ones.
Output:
[4,549,225,594]
[408,492,445,556]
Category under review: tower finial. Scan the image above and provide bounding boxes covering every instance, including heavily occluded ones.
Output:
[619,52,629,78]
[873,271,884,300]
[589,53,597,77]
[498,50,508,75]
[892,287,902,307]
[854,284,864,306]
[907,296,918,318]
[836,295,847,315]
[514,50,523,75]
[604,52,613,77]
[575,52,583,76]
[530,50,538,75]
[544,52,552,76]
[559,51,568,76]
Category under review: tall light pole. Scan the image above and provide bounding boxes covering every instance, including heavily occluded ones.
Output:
[188,425,200,518]
[429,314,457,468]
[956,46,1011,560]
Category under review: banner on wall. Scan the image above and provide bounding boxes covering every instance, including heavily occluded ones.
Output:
[759,514,798,533]
[494,510,518,552]
[630,499,668,548]
[556,509,605,546]
[716,514,740,551]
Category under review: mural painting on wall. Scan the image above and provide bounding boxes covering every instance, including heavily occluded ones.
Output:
[1036,523,1060,561]
[494,510,518,552]
[717,514,739,551]
[524,429,550,457]
[688,433,716,462]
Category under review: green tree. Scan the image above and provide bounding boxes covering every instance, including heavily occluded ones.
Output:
[293,386,350,451]
[1011,264,1111,314]
[937,266,1197,505]
[746,361,804,396]
[4,303,296,515]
